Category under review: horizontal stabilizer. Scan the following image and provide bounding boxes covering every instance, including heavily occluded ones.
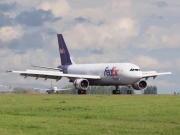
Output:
[32,65,62,71]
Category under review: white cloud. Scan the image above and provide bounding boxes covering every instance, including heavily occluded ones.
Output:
[109,0,132,14]
[116,18,139,37]
[131,55,159,69]
[0,26,24,42]
[138,25,180,50]
[0,48,62,87]
[62,17,139,53]
[130,55,180,74]
[42,0,139,53]
[4,0,39,7]
[0,49,57,71]
[38,0,70,17]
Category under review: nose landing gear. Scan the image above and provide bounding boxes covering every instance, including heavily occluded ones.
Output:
[127,85,132,95]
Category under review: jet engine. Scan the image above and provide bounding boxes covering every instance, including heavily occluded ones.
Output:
[74,79,89,90]
[132,80,147,90]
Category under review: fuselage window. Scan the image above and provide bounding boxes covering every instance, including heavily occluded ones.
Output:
[130,69,140,71]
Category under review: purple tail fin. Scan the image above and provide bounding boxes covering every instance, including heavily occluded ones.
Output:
[57,34,72,65]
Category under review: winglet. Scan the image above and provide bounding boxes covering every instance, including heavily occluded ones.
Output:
[6,70,12,73]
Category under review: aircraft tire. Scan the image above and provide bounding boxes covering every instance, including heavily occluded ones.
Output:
[78,90,86,94]
[78,90,81,94]
[116,90,120,94]
[127,90,132,95]
[112,90,120,94]
[83,90,87,94]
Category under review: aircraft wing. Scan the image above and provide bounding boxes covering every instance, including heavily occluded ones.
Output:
[142,71,172,79]
[7,70,101,81]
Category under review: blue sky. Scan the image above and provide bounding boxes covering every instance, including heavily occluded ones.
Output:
[0,0,179,94]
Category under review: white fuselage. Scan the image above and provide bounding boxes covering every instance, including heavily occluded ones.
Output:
[46,86,59,94]
[66,63,142,86]
[49,86,58,91]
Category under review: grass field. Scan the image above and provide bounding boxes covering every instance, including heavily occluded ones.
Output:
[0,94,179,135]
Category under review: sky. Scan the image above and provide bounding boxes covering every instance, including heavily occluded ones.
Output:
[0,0,179,94]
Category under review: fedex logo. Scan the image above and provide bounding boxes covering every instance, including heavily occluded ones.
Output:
[60,48,66,54]
[104,67,119,76]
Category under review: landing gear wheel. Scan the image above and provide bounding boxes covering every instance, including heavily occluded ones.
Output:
[47,91,51,94]
[112,85,120,94]
[127,90,132,95]
[112,90,120,94]
[116,90,120,94]
[78,90,86,94]
[112,90,115,94]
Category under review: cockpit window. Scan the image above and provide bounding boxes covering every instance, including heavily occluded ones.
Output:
[130,69,140,71]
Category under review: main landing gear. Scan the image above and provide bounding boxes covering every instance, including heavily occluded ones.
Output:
[78,90,86,94]
[112,85,133,95]
[112,85,121,94]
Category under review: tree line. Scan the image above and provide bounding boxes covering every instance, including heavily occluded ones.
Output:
[0,85,157,94]
[143,86,157,94]
[61,85,157,94]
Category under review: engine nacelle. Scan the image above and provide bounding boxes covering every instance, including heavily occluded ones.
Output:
[132,80,147,90]
[74,79,89,90]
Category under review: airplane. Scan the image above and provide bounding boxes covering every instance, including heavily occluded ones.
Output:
[0,84,9,88]
[7,34,172,94]
[34,82,71,94]
[0,84,12,93]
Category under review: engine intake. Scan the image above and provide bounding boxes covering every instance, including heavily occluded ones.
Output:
[132,80,147,90]
[74,79,89,90]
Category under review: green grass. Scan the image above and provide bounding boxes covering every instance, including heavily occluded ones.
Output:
[0,94,179,135]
